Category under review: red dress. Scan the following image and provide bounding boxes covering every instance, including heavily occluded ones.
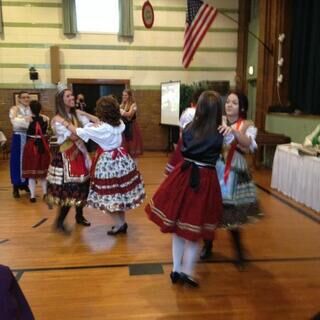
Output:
[146,129,223,241]
[22,117,50,179]
[121,103,143,158]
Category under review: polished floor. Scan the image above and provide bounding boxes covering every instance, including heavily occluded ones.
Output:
[0,153,319,319]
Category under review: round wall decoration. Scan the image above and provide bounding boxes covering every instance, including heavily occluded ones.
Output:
[142,1,154,29]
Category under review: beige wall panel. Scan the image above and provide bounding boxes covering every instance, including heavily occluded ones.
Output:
[3,7,61,23]
[134,0,238,9]
[58,50,236,67]
[134,11,238,29]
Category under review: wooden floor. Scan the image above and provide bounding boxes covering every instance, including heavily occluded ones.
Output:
[0,153,319,320]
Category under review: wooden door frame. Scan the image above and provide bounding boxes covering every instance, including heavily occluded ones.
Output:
[67,78,130,88]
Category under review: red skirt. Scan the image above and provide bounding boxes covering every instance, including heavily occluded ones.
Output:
[22,138,50,178]
[165,138,184,175]
[122,120,143,158]
[146,162,222,241]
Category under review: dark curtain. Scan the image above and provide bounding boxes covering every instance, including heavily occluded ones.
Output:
[289,0,320,114]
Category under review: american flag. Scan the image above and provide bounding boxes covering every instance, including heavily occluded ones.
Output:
[183,0,218,68]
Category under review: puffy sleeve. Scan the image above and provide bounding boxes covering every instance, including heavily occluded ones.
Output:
[76,122,125,144]
[52,121,72,144]
[77,113,91,127]
[76,126,103,143]
[9,106,29,130]
[245,125,258,152]
[179,108,195,129]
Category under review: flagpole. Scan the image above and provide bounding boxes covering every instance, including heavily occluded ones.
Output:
[218,11,273,56]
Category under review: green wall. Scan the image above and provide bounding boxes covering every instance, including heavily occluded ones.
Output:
[265,113,320,143]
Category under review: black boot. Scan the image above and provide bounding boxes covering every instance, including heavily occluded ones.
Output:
[20,185,30,193]
[55,206,71,235]
[13,186,20,198]
[75,206,91,227]
[230,229,246,270]
[200,240,213,260]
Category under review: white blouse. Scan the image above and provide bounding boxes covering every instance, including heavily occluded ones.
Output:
[223,120,258,152]
[52,112,91,145]
[9,105,32,132]
[76,121,125,151]
[245,125,258,152]
[179,107,196,129]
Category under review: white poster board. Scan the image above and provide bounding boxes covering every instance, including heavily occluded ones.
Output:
[161,81,180,126]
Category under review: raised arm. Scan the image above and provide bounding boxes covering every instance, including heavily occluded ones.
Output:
[121,103,137,120]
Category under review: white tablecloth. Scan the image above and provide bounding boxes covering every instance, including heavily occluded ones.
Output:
[271,144,320,212]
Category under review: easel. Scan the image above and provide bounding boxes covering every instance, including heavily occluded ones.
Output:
[161,124,179,154]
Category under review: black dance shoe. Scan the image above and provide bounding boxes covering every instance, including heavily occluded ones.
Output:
[21,185,30,193]
[234,258,247,271]
[200,243,213,260]
[107,223,128,236]
[13,187,20,198]
[54,223,71,236]
[30,197,36,203]
[76,217,91,227]
[180,273,199,288]
[170,271,182,284]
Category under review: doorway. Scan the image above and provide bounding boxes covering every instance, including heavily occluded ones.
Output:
[68,79,130,114]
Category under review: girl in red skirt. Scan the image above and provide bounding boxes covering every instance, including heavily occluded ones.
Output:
[146,91,228,287]
[120,89,143,159]
[22,100,50,202]
[54,96,145,235]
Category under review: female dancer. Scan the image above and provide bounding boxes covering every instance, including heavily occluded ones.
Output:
[22,100,50,202]
[200,91,262,268]
[146,91,230,287]
[47,86,99,234]
[120,89,143,158]
[54,95,145,235]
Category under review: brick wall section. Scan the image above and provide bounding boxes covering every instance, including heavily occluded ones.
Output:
[0,89,167,151]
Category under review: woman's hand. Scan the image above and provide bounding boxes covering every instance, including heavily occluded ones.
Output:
[218,125,234,136]
[93,121,103,127]
[69,133,79,141]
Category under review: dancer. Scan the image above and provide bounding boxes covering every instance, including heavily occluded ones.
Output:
[120,89,143,159]
[146,91,230,287]
[200,91,262,268]
[9,91,32,198]
[55,95,145,235]
[47,86,98,234]
[22,100,50,202]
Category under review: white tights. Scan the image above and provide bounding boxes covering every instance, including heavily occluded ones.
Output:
[110,211,126,230]
[28,178,47,199]
[172,234,200,276]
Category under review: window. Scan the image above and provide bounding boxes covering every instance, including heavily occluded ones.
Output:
[75,0,119,33]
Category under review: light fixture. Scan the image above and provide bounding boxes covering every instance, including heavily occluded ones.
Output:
[248,65,254,76]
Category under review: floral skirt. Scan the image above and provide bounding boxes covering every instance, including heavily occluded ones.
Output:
[146,162,222,241]
[46,152,89,207]
[88,147,145,212]
[219,152,263,228]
